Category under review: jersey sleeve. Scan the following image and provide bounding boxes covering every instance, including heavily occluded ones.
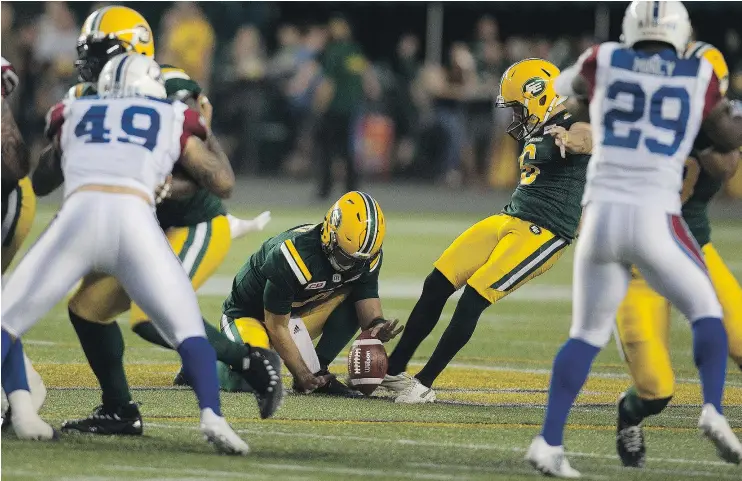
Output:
[162,65,202,101]
[44,101,67,140]
[701,65,722,120]
[553,45,599,99]
[262,240,313,315]
[179,108,208,151]
[349,251,383,303]
[1,57,19,98]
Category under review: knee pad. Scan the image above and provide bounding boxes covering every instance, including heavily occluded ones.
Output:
[229,317,270,349]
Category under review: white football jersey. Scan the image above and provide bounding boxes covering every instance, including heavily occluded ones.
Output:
[45,95,206,203]
[555,42,721,213]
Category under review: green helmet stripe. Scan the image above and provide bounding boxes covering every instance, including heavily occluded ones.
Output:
[358,191,377,255]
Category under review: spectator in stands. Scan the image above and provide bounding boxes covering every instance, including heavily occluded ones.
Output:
[313,13,379,200]
[472,15,500,74]
[160,2,215,90]
[392,33,423,170]
[270,24,302,81]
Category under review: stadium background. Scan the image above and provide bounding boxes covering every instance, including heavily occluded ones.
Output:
[3,1,742,199]
[3,3,742,480]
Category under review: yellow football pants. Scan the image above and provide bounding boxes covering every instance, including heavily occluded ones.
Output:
[616,243,742,400]
[1,177,37,274]
[224,289,351,348]
[69,215,232,325]
[434,214,568,303]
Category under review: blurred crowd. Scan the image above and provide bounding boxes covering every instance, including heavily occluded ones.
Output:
[4,2,742,197]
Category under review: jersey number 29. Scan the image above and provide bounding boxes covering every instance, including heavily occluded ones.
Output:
[74,105,161,152]
[603,81,690,156]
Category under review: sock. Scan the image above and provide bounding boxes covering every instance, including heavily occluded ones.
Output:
[177,336,221,416]
[69,309,133,409]
[619,386,672,426]
[387,269,456,376]
[315,298,360,370]
[692,317,728,413]
[415,285,490,387]
[1,331,30,394]
[541,338,600,446]
[133,321,171,349]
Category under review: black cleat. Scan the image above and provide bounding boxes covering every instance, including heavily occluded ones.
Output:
[616,394,646,468]
[61,402,143,436]
[294,370,365,398]
[173,368,188,387]
[241,347,283,419]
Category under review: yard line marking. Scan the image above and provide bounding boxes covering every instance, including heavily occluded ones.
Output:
[146,422,738,468]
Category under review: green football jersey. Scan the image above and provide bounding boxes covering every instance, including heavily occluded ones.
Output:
[502,111,589,241]
[68,65,225,229]
[223,224,382,320]
[682,169,720,247]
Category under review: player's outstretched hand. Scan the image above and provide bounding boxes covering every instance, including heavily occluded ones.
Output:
[198,95,213,129]
[544,125,569,158]
[370,319,404,342]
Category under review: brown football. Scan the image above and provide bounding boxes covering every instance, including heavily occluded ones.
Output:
[347,330,388,396]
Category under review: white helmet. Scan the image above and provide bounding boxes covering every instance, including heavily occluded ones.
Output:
[621,1,691,54]
[97,53,166,99]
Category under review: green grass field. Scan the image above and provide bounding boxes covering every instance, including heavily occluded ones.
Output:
[2,204,742,481]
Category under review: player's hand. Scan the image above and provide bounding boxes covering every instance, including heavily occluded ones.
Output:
[297,372,333,393]
[369,319,404,342]
[251,211,272,231]
[545,125,569,158]
[155,174,173,204]
[198,95,213,129]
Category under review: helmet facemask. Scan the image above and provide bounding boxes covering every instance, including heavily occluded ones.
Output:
[322,231,368,273]
[76,34,133,82]
[497,97,541,141]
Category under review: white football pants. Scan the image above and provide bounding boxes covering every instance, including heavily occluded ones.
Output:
[571,202,722,347]
[1,191,206,346]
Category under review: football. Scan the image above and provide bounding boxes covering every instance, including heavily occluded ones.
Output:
[347,330,388,396]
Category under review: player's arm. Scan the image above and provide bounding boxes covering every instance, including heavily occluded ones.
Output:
[545,121,592,158]
[351,253,403,342]
[697,148,740,182]
[32,102,67,196]
[1,100,31,181]
[178,109,235,199]
[553,46,598,122]
[701,99,742,155]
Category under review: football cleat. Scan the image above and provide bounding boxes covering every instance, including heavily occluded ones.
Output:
[227,212,272,239]
[698,404,742,465]
[61,401,143,436]
[616,393,646,468]
[173,368,188,387]
[8,390,58,441]
[241,347,284,419]
[382,373,436,404]
[200,408,249,455]
[526,435,581,478]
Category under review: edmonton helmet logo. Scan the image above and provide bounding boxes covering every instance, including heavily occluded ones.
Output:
[329,207,342,228]
[522,77,546,98]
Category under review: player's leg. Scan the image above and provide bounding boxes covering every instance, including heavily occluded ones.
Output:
[1,177,36,273]
[2,196,94,439]
[131,217,253,370]
[413,216,568,390]
[226,211,271,240]
[633,213,740,464]
[529,202,630,477]
[387,214,507,378]
[703,243,742,370]
[113,201,248,454]
[614,272,673,467]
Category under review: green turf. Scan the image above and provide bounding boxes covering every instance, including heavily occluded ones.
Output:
[2,205,742,480]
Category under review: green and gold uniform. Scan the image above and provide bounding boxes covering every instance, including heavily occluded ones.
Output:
[1,177,36,273]
[435,111,588,304]
[67,66,232,327]
[617,153,742,401]
[219,223,382,390]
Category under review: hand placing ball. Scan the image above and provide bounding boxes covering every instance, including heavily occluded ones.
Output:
[347,330,388,396]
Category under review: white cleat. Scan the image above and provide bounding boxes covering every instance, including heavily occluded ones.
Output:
[381,373,436,404]
[526,436,581,478]
[200,408,250,455]
[698,404,742,465]
[8,390,57,441]
[227,212,271,240]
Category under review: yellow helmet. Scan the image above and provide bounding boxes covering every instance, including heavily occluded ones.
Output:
[685,41,729,96]
[76,6,154,82]
[320,191,386,272]
[495,58,565,141]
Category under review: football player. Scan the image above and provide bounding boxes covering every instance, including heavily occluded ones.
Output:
[382,58,592,403]
[529,1,742,476]
[215,191,402,395]
[614,40,742,467]
[30,6,279,435]
[3,53,250,453]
